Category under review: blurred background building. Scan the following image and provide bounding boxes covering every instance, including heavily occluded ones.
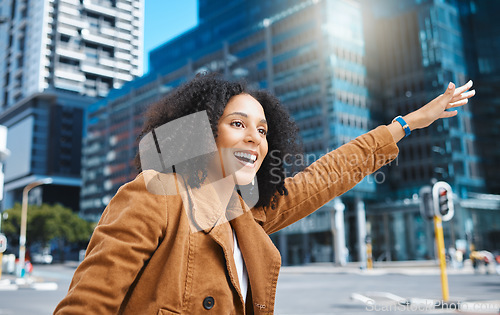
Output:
[361,0,500,263]
[457,0,500,196]
[0,0,144,212]
[361,0,480,263]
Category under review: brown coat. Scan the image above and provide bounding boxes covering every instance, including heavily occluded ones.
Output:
[54,126,398,314]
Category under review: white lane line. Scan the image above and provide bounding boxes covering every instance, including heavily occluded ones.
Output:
[351,292,375,305]
[32,282,58,291]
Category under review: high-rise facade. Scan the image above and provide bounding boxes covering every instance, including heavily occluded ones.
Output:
[0,0,144,211]
[363,0,483,198]
[458,0,500,195]
[456,0,500,251]
[0,0,143,107]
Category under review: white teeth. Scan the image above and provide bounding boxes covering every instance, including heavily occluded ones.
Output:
[234,151,257,162]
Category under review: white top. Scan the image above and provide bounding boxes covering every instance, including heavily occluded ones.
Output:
[233,230,248,304]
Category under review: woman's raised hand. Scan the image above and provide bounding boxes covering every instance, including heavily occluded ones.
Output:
[405,80,475,130]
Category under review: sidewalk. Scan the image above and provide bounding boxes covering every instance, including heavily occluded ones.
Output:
[0,263,66,291]
[281,259,492,276]
[0,275,57,291]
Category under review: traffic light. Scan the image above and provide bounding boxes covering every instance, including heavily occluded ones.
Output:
[432,181,454,221]
[419,186,434,221]
[438,188,449,215]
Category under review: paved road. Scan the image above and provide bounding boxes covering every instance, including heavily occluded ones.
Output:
[275,266,500,314]
[0,263,74,315]
[0,262,498,314]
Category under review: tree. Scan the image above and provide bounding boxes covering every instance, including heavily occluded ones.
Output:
[2,203,95,261]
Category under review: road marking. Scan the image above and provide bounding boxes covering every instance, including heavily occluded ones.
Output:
[365,291,409,305]
[0,284,17,291]
[32,282,58,291]
[350,292,375,304]
[0,280,58,291]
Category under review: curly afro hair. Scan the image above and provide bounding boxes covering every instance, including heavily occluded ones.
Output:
[135,73,301,209]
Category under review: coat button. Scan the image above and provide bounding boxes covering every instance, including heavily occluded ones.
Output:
[203,296,215,310]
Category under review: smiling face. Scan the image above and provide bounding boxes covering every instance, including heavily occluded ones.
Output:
[215,93,269,185]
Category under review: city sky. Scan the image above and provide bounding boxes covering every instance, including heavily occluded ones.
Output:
[143,0,198,73]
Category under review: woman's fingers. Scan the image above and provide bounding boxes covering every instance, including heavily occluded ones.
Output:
[453,80,473,97]
[450,89,475,103]
[448,98,469,108]
[444,80,475,111]
[442,82,456,103]
[450,80,473,102]
[440,110,458,119]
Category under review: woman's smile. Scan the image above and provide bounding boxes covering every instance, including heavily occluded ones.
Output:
[233,150,258,167]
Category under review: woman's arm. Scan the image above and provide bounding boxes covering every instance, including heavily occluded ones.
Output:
[388,81,475,142]
[255,125,398,234]
[254,81,475,234]
[54,172,168,314]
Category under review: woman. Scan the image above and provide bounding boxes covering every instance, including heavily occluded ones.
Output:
[55,74,474,314]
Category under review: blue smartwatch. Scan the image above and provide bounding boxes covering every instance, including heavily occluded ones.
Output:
[392,116,411,137]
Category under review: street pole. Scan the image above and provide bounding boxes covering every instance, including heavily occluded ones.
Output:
[0,233,6,280]
[331,198,346,266]
[434,215,449,301]
[431,181,454,303]
[0,124,10,280]
[356,199,367,269]
[18,178,52,278]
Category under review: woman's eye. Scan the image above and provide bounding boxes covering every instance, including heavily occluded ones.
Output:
[258,128,267,136]
[230,121,243,128]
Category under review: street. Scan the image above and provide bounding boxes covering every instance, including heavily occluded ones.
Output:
[0,262,498,314]
[0,263,74,315]
[276,265,500,314]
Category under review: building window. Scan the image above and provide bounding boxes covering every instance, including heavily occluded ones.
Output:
[60,34,70,43]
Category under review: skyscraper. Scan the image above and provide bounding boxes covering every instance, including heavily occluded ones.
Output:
[0,0,144,211]
[458,0,500,195]
[360,0,500,261]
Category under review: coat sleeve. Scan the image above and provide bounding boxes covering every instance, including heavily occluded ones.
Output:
[253,125,399,235]
[54,172,168,314]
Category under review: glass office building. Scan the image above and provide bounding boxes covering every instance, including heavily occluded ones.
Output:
[457,0,500,251]
[458,0,500,195]
[361,0,499,261]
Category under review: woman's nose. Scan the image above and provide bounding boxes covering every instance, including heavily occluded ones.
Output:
[244,128,261,144]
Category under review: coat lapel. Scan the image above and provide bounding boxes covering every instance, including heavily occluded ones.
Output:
[230,199,282,314]
[207,223,245,307]
[183,182,247,309]
[178,176,282,313]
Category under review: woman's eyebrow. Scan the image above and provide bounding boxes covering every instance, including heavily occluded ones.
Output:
[225,112,268,125]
